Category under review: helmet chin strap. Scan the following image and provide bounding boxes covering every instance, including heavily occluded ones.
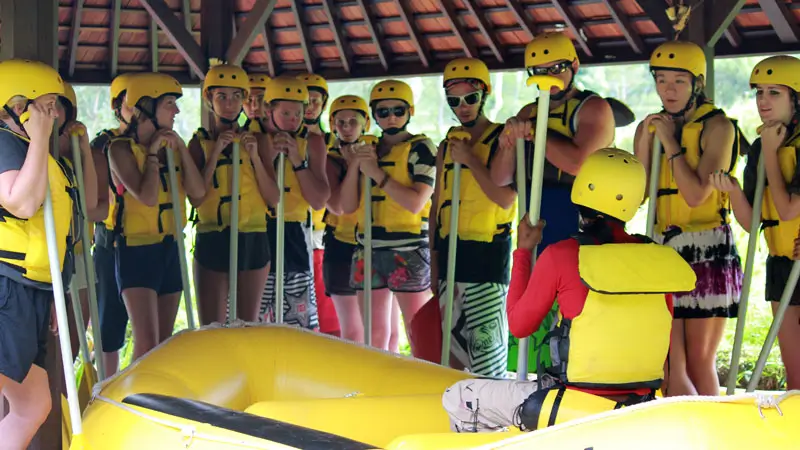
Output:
[303,117,321,126]
[270,114,299,136]
[669,82,698,118]
[550,73,575,102]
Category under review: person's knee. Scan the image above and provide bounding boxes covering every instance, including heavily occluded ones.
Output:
[10,368,52,422]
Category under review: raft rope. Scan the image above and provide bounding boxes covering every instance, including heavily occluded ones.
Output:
[475,390,800,449]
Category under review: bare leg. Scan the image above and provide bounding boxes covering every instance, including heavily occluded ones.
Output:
[331,294,363,343]
[157,292,181,343]
[122,287,159,361]
[194,259,228,326]
[0,367,52,450]
[388,296,401,353]
[359,288,393,350]
[665,318,698,397]
[237,265,270,322]
[101,351,119,378]
[685,317,726,396]
[394,290,431,356]
[772,304,800,390]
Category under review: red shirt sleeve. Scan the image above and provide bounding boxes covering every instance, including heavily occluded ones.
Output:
[506,247,560,338]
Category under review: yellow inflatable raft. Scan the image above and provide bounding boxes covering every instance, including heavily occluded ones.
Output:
[77,324,799,449]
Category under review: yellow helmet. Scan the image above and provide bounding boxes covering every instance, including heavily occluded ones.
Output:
[329,95,370,132]
[0,59,64,108]
[60,82,78,122]
[110,73,136,109]
[296,73,328,95]
[443,58,492,94]
[750,55,800,92]
[524,32,578,68]
[571,148,645,222]
[248,73,271,91]
[649,41,706,80]
[264,76,308,104]
[125,72,183,108]
[203,64,250,99]
[370,80,415,115]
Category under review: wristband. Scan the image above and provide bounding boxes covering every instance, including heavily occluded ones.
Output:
[379,172,390,188]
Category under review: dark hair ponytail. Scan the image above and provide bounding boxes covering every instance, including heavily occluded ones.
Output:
[577,206,625,244]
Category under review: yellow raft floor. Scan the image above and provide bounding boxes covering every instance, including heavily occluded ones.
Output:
[73,324,799,449]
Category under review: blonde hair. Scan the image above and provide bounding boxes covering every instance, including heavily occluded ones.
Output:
[0,95,28,120]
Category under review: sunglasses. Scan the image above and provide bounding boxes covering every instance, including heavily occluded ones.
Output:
[375,106,407,119]
[527,61,572,77]
[446,91,482,108]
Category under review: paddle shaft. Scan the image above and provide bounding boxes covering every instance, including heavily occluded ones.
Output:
[645,136,662,239]
[363,174,373,346]
[275,153,286,324]
[228,140,241,323]
[440,158,461,366]
[165,146,196,329]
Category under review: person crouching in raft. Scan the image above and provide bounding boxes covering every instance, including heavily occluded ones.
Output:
[56,82,100,367]
[188,64,273,325]
[244,72,270,133]
[710,55,800,390]
[634,41,744,396]
[107,73,205,361]
[296,73,341,337]
[0,59,69,448]
[340,80,436,351]
[442,148,696,432]
[258,76,330,329]
[89,72,137,377]
[430,58,517,376]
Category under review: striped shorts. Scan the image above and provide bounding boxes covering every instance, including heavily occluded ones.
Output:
[438,281,509,378]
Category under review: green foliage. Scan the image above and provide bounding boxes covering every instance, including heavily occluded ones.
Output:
[72,55,798,389]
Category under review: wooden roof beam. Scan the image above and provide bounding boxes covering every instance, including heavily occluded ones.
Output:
[462,0,505,62]
[757,0,800,43]
[139,0,206,78]
[706,0,747,47]
[68,0,86,77]
[599,0,644,54]
[354,0,389,71]
[181,0,194,79]
[227,0,278,66]
[635,0,675,40]
[438,0,479,58]
[394,0,432,67]
[549,0,593,57]
[723,25,741,48]
[290,0,315,73]
[150,19,159,71]
[506,0,536,40]
[261,20,279,77]
[109,0,121,77]
[321,0,355,74]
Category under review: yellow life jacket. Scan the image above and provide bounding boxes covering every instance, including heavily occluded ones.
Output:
[311,208,326,232]
[245,118,267,134]
[324,147,359,245]
[94,128,122,234]
[356,135,431,235]
[762,130,800,258]
[528,90,598,186]
[0,129,76,284]
[191,128,267,234]
[436,124,516,243]
[546,239,696,390]
[266,129,310,223]
[655,103,740,234]
[116,138,187,246]
[517,385,644,431]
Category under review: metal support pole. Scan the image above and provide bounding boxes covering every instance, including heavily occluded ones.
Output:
[646,134,662,239]
[360,135,378,345]
[726,153,765,394]
[227,139,241,323]
[275,152,286,324]
[165,145,195,329]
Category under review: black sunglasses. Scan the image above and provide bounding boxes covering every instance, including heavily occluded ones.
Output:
[527,61,572,77]
[446,92,482,108]
[375,106,408,119]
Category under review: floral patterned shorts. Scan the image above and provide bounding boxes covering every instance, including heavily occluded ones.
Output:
[350,247,431,293]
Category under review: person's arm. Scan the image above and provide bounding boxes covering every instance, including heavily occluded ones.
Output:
[506,246,560,338]
[340,156,363,215]
[174,136,206,202]
[187,134,213,207]
[633,120,655,201]
[371,140,436,214]
[325,156,346,215]
[429,140,445,253]
[544,97,614,176]
[247,133,279,208]
[762,136,800,222]
[88,134,111,222]
[61,123,99,214]
[669,115,735,207]
[481,140,518,209]
[293,133,330,210]
[108,139,160,207]
[0,132,51,219]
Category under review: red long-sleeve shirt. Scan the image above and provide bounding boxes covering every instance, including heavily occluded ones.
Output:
[506,223,673,397]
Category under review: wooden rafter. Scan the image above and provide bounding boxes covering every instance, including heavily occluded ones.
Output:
[150,19,159,71]
[758,0,800,43]
[68,0,86,76]
[549,0,592,57]
[321,0,355,73]
[290,0,315,73]
[599,0,644,53]
[462,0,505,62]
[180,0,193,78]
[393,0,431,67]
[139,0,206,78]
[505,0,536,40]
[109,0,122,77]
[438,0,479,58]
[724,25,741,48]
[227,0,278,66]
[636,0,675,41]
[706,0,747,47]
[262,20,278,76]
[354,0,389,71]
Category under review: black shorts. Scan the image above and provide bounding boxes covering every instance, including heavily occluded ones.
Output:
[267,218,311,273]
[95,242,128,352]
[0,276,52,383]
[115,236,183,295]
[323,237,356,296]
[766,256,800,306]
[195,228,271,272]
